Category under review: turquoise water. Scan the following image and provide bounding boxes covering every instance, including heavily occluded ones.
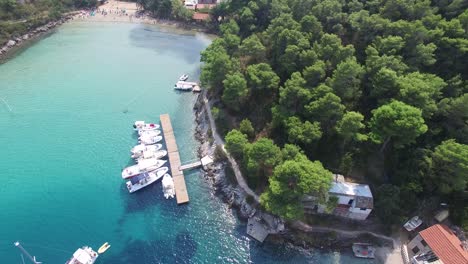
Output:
[0,22,376,263]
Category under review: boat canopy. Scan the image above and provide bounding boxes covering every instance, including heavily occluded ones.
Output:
[138,158,159,169]
[132,144,146,153]
[130,172,149,184]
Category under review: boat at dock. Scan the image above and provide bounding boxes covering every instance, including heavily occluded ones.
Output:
[133,121,160,131]
[121,158,167,179]
[66,246,98,264]
[162,174,175,199]
[131,144,163,155]
[179,74,189,81]
[126,167,169,193]
[139,135,163,145]
[136,149,168,162]
[138,129,161,137]
[352,243,375,259]
[97,242,110,254]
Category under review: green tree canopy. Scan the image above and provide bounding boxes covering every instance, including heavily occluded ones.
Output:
[260,157,333,219]
[335,111,367,142]
[222,72,249,112]
[285,116,322,145]
[369,100,428,150]
[245,138,282,177]
[246,63,280,91]
[431,139,468,194]
[239,118,255,139]
[225,129,249,159]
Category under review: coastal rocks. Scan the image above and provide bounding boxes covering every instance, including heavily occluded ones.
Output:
[7,40,16,47]
[1,15,72,60]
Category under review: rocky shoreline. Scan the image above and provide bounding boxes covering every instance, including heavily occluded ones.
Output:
[192,93,399,262]
[0,13,80,61]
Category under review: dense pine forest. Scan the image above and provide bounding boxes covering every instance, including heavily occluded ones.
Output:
[200,0,468,229]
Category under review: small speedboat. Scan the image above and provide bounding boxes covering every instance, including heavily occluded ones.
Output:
[179,74,189,81]
[136,150,168,162]
[122,158,167,179]
[97,242,111,254]
[126,167,169,193]
[352,243,375,259]
[138,129,161,137]
[139,135,163,145]
[131,144,163,155]
[162,174,175,199]
[174,81,195,91]
[66,246,98,264]
[133,121,160,131]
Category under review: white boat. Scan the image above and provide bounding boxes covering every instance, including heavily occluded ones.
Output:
[174,81,196,91]
[139,135,163,145]
[179,74,189,81]
[136,150,168,162]
[404,216,423,231]
[133,121,160,131]
[138,129,161,137]
[352,243,375,259]
[121,158,167,179]
[126,167,169,193]
[131,144,163,155]
[162,174,175,199]
[66,246,98,264]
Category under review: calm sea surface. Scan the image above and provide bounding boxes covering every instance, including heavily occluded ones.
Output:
[0,22,376,263]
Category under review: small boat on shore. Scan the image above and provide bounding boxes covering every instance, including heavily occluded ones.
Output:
[126,167,169,193]
[133,121,160,131]
[138,129,161,137]
[162,174,175,199]
[136,150,168,162]
[352,243,375,259]
[97,242,110,254]
[131,144,163,155]
[174,81,197,91]
[66,246,98,264]
[139,135,163,145]
[179,74,189,81]
[122,158,167,179]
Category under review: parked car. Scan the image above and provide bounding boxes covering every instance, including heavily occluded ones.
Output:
[404,216,423,231]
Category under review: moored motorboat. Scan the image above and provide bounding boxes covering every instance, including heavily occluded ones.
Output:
[126,167,169,193]
[136,150,168,162]
[121,158,167,179]
[139,135,163,145]
[138,129,161,137]
[179,74,189,81]
[162,174,175,199]
[133,121,160,131]
[131,144,163,155]
[66,246,98,264]
[352,243,375,259]
[174,81,196,91]
[97,242,110,254]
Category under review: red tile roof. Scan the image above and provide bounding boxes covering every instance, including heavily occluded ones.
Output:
[192,12,210,21]
[419,224,468,264]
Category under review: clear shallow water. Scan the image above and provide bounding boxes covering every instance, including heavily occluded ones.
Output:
[0,22,376,263]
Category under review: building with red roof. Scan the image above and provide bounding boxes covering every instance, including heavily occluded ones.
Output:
[407,224,468,264]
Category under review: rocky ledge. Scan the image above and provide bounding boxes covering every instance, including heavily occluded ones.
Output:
[0,14,76,59]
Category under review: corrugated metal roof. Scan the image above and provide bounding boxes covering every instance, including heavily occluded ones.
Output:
[419,224,468,264]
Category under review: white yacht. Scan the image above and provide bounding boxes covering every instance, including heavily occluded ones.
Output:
[138,129,161,137]
[131,144,163,155]
[126,167,169,193]
[136,150,168,162]
[162,174,175,199]
[179,74,189,81]
[121,158,167,179]
[66,246,98,264]
[139,135,163,145]
[133,121,160,131]
[174,81,195,91]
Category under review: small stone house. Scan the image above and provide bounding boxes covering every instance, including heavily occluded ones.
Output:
[302,175,374,220]
[407,224,468,264]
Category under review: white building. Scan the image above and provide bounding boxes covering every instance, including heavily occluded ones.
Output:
[328,178,374,220]
[302,175,374,220]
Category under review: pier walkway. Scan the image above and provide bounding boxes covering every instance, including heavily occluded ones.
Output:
[160,114,189,204]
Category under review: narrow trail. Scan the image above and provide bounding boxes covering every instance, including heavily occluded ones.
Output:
[201,92,404,263]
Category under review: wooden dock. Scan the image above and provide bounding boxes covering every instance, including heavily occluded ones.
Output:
[160,114,189,204]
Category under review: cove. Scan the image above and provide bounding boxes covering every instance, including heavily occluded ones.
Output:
[0,22,375,263]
